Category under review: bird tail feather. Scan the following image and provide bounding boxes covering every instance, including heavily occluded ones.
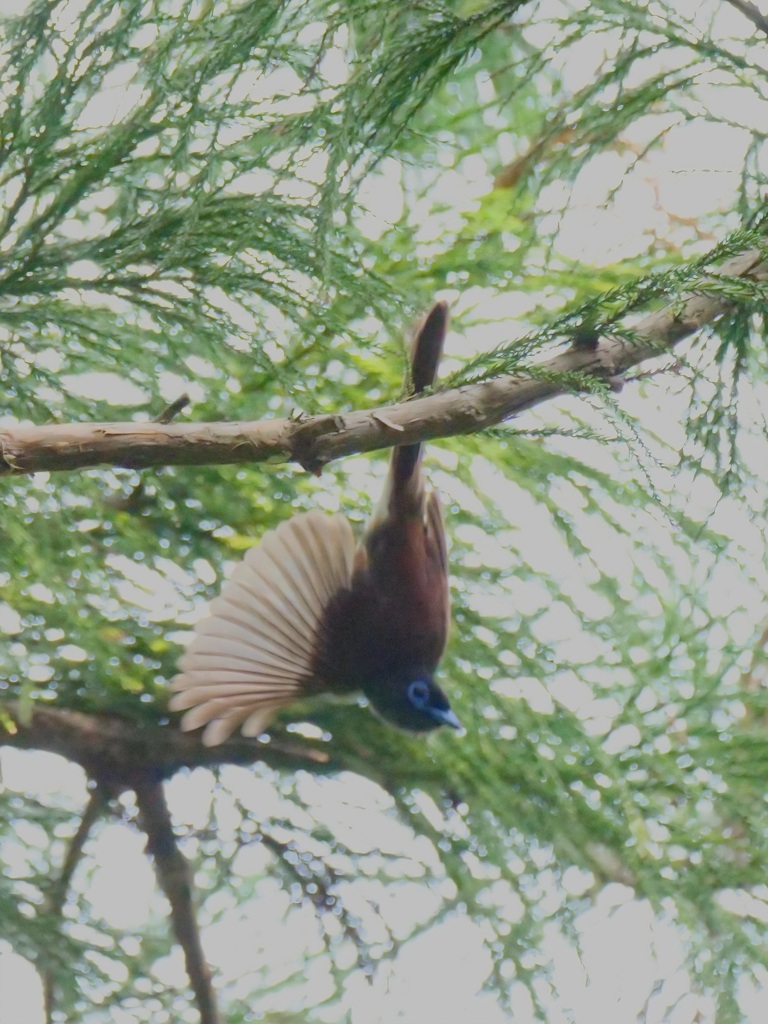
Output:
[388,301,448,509]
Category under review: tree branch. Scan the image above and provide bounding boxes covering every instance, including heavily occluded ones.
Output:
[0,700,456,803]
[0,704,338,1021]
[43,787,107,1024]
[723,0,768,36]
[0,249,762,478]
[134,775,220,1024]
[0,703,331,782]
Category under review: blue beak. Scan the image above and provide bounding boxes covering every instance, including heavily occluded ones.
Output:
[429,706,463,731]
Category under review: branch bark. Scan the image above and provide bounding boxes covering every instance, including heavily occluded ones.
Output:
[135,775,220,1024]
[0,249,762,478]
[0,700,454,802]
[0,703,331,782]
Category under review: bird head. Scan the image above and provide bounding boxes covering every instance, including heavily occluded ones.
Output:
[366,674,462,733]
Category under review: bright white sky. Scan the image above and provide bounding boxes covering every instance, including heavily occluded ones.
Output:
[1,0,768,1022]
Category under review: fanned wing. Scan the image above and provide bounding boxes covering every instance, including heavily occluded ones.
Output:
[170,511,356,745]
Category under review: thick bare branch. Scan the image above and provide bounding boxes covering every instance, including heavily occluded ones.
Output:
[0,703,330,782]
[135,776,220,1024]
[0,249,762,478]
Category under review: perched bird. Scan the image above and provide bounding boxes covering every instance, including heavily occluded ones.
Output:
[170,302,459,745]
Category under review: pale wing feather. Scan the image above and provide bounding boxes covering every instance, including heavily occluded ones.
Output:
[180,629,311,675]
[176,698,281,746]
[203,589,319,661]
[202,702,286,746]
[173,661,301,686]
[202,710,255,746]
[230,557,318,636]
[181,635,305,669]
[170,679,301,708]
[293,514,353,603]
[171,511,356,744]
[255,527,349,628]
[171,686,261,710]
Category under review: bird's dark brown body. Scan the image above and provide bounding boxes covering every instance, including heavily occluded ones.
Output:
[170,302,457,743]
[317,505,449,694]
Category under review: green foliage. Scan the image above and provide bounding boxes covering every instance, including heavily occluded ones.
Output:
[1,1,768,1023]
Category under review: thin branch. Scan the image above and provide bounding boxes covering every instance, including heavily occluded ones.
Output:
[101,394,192,513]
[43,786,107,1024]
[723,0,768,36]
[134,775,220,1024]
[0,249,762,478]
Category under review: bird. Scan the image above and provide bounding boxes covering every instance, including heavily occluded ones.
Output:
[169,301,459,745]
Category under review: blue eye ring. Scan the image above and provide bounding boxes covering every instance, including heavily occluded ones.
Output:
[407,680,430,709]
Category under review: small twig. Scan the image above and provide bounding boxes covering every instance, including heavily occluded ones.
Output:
[134,775,221,1024]
[621,360,687,385]
[723,0,768,35]
[43,786,107,1023]
[259,831,374,975]
[104,395,191,510]
[154,393,191,424]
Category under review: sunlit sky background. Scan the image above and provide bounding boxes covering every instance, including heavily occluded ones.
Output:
[1,0,768,1021]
